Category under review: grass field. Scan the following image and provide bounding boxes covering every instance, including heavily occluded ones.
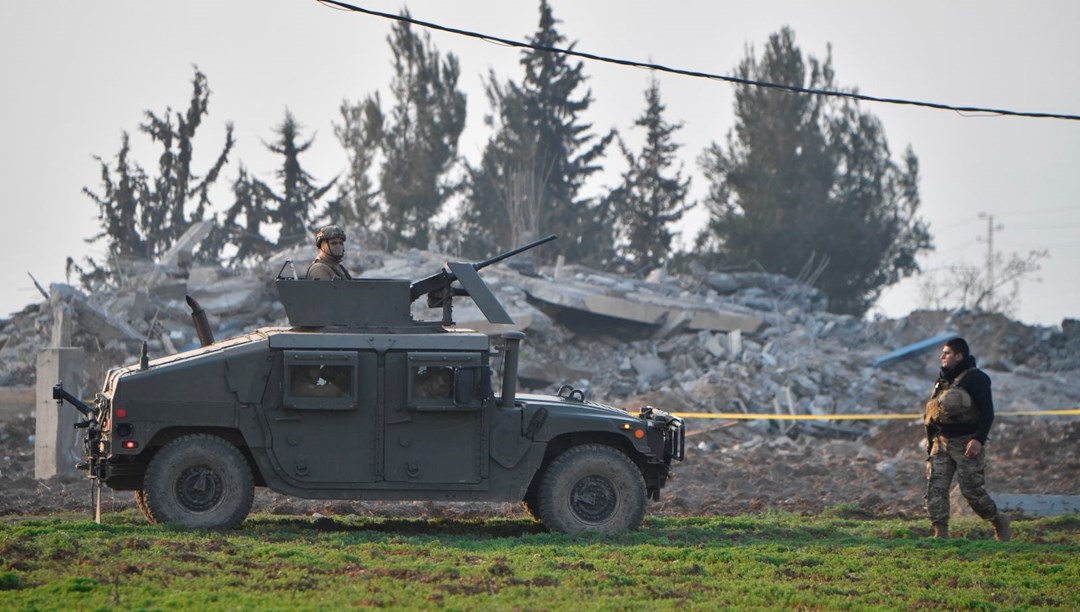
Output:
[2,509,1078,610]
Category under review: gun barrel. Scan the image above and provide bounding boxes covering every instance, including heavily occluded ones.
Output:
[474,234,557,271]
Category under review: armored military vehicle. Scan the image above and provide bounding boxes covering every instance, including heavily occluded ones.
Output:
[54,235,684,534]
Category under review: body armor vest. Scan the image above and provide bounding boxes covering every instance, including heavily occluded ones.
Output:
[306,258,351,280]
[924,369,978,427]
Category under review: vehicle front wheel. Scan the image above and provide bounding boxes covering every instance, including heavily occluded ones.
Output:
[141,434,254,529]
[536,444,646,534]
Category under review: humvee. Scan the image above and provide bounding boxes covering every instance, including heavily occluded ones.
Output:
[54,236,684,534]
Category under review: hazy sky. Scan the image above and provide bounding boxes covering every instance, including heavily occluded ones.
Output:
[2,1,1077,327]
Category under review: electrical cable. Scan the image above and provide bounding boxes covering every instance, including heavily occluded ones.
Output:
[316,0,1080,122]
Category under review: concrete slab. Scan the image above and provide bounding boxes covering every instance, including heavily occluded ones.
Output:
[159,220,214,270]
[188,275,267,315]
[517,275,762,334]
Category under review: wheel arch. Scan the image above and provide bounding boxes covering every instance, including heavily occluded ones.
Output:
[524,431,645,500]
[141,426,266,487]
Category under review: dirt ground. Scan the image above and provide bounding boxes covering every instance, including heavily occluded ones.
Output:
[3,412,1078,523]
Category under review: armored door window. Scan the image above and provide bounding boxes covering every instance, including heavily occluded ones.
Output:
[413,366,452,400]
[284,351,358,410]
[407,352,485,411]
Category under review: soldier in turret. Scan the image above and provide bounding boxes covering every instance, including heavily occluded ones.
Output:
[924,337,1011,541]
[306,225,353,280]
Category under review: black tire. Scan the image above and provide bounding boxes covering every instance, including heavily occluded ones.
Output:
[536,444,647,534]
[142,434,254,529]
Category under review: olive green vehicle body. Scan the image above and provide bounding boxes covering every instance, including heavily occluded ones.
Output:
[94,320,679,503]
[63,245,684,532]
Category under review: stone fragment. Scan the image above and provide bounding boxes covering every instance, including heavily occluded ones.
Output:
[631,354,670,384]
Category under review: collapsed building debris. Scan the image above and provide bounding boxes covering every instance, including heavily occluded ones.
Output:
[1,234,1078,517]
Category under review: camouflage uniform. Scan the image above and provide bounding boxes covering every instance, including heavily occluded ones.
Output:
[923,353,1005,533]
[926,433,998,522]
[306,254,352,280]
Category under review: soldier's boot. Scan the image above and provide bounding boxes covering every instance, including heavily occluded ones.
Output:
[991,513,1012,542]
[931,522,949,539]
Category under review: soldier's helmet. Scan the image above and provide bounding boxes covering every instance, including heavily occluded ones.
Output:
[315,225,346,247]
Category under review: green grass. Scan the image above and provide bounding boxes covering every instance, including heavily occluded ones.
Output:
[1,511,1078,610]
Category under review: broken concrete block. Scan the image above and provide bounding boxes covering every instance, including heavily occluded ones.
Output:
[610,380,635,396]
[727,329,743,359]
[793,374,819,396]
[652,310,692,339]
[874,460,898,480]
[703,333,726,359]
[50,283,141,343]
[187,265,222,285]
[188,276,267,315]
[631,354,670,384]
[159,220,214,270]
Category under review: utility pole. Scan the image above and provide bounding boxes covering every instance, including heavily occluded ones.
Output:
[977,212,1004,312]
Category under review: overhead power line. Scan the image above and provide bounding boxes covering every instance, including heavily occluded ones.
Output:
[317,0,1080,122]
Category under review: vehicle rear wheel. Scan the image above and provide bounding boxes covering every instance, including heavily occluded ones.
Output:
[142,434,254,529]
[536,444,646,534]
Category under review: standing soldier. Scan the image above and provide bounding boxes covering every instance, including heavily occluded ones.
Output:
[924,337,1011,541]
[306,225,353,280]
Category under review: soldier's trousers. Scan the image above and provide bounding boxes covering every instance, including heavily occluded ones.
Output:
[925,434,999,523]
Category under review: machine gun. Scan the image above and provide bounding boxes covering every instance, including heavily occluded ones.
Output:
[53,382,106,522]
[410,234,556,325]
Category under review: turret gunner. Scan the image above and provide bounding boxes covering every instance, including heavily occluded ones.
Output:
[306,225,353,280]
[924,337,1011,541]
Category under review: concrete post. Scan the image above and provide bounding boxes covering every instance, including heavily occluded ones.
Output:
[35,347,85,480]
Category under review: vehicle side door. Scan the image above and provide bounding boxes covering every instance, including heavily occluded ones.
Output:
[383,351,489,484]
[264,349,378,485]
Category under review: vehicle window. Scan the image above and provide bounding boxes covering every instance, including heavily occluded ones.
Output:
[289,364,353,398]
[412,366,453,400]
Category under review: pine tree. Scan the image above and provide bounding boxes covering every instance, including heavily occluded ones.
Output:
[460,0,613,264]
[265,111,335,247]
[83,68,233,262]
[375,13,466,251]
[218,166,275,262]
[459,76,535,256]
[140,69,234,248]
[326,96,382,231]
[221,110,334,261]
[83,132,152,259]
[697,28,931,315]
[607,79,691,274]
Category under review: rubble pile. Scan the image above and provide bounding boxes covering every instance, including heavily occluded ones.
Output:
[1,238,1078,518]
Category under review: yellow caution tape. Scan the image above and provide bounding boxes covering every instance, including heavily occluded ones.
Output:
[671,409,1080,420]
